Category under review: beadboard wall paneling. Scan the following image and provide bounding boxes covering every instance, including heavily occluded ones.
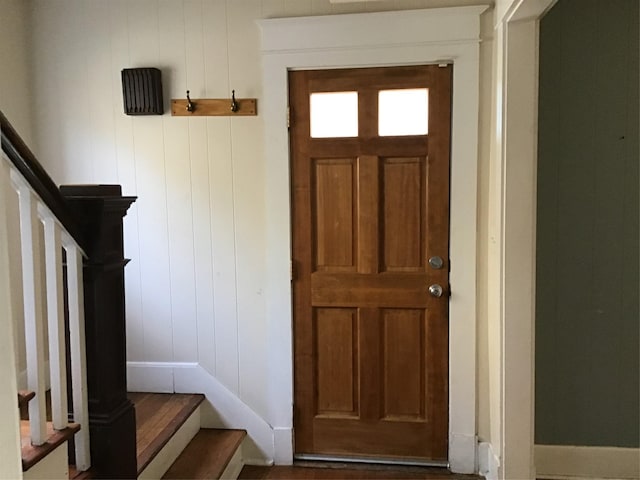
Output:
[28,0,485,425]
[226,0,269,417]
[0,0,33,144]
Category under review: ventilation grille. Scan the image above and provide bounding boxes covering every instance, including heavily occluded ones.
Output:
[121,68,164,115]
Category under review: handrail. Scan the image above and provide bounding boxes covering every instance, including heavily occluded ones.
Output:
[0,111,85,251]
[1,111,92,472]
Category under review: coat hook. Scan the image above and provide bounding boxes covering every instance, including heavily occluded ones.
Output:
[186,90,195,112]
[230,90,239,113]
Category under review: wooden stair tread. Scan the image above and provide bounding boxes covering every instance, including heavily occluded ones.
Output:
[162,429,246,479]
[20,421,80,472]
[128,392,205,475]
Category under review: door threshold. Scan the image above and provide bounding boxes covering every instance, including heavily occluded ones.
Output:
[294,454,449,469]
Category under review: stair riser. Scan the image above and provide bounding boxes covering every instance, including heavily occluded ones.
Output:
[23,443,68,480]
[220,442,245,480]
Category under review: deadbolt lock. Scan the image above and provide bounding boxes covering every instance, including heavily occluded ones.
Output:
[428,256,444,269]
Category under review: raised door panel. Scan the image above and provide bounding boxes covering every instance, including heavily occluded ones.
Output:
[381,158,425,272]
[313,159,356,272]
[382,308,426,421]
[315,307,359,417]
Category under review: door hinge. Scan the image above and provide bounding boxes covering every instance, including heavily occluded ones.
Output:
[287,106,291,128]
[290,259,294,281]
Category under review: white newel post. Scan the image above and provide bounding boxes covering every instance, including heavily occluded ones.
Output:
[65,241,91,471]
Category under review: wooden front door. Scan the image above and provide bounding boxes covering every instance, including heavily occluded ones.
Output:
[290,65,452,462]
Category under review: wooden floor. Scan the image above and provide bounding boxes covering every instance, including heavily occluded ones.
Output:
[239,463,481,480]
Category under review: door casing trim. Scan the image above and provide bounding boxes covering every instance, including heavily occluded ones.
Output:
[259,6,488,473]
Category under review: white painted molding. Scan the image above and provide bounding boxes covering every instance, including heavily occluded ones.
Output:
[127,361,275,464]
[536,445,640,480]
[493,1,556,477]
[259,6,487,470]
[449,433,477,474]
[127,361,179,393]
[260,7,488,54]
[273,427,293,466]
[478,442,500,480]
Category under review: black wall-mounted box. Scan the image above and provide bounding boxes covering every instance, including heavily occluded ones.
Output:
[121,68,164,115]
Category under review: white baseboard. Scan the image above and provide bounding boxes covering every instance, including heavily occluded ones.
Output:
[127,361,179,393]
[477,442,500,480]
[536,444,640,480]
[273,427,293,465]
[127,361,275,464]
[449,433,477,474]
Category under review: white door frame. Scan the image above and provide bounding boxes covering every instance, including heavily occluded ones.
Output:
[259,6,487,473]
[489,1,557,479]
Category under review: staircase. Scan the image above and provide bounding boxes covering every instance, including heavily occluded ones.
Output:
[131,393,246,480]
[18,391,247,479]
[19,390,80,479]
[2,110,248,480]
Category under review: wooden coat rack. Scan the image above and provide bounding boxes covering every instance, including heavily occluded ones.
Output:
[171,90,257,117]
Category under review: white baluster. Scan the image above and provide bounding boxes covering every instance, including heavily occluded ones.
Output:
[65,241,91,471]
[43,215,68,431]
[16,181,47,446]
[0,157,23,479]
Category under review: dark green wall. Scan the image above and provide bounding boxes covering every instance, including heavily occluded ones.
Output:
[536,0,639,447]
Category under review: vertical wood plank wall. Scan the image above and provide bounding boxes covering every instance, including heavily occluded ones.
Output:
[536,0,639,447]
[26,0,485,421]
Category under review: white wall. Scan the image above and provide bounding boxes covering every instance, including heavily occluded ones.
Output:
[25,0,494,464]
[0,0,34,144]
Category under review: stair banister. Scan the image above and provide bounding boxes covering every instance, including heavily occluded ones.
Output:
[1,111,91,471]
[0,150,23,480]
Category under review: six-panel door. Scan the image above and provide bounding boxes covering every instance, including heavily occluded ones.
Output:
[290,65,452,461]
